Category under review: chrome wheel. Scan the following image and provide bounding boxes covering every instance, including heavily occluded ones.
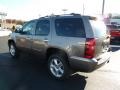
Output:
[50,58,64,78]
[9,44,15,56]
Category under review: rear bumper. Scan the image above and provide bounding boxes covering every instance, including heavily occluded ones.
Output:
[69,51,111,72]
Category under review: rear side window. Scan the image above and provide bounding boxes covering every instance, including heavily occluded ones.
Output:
[55,18,85,37]
[35,20,50,36]
[90,20,107,38]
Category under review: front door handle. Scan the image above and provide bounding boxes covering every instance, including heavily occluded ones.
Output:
[44,38,49,43]
[26,37,31,40]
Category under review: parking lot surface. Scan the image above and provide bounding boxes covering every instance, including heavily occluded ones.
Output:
[0,36,120,90]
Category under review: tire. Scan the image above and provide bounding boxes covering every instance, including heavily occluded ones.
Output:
[48,53,71,80]
[9,42,20,58]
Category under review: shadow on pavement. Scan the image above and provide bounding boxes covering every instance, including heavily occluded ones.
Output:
[110,41,120,52]
[111,46,120,52]
[0,53,87,90]
[111,47,120,52]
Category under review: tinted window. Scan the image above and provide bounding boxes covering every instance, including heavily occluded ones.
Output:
[90,20,107,38]
[55,18,85,37]
[36,20,50,35]
[22,21,36,35]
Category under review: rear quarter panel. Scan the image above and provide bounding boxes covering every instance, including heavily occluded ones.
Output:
[89,19,110,58]
[50,17,86,57]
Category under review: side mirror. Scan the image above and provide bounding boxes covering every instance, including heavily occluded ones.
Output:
[15,28,22,33]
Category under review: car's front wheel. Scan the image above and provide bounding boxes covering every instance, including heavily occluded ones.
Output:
[9,42,19,58]
[48,53,70,80]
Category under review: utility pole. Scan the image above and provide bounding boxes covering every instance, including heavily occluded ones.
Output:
[102,0,105,15]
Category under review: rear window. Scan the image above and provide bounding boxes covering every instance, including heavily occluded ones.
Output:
[90,20,107,38]
[55,18,85,37]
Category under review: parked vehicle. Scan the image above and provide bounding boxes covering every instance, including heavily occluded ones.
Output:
[8,13,111,80]
[110,15,120,25]
[0,29,12,36]
[107,24,120,42]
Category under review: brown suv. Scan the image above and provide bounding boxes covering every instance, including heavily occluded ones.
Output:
[8,14,111,80]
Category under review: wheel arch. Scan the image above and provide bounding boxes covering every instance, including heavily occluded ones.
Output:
[46,47,70,62]
[8,39,15,47]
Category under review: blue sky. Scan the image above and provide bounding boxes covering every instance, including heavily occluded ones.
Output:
[0,0,120,20]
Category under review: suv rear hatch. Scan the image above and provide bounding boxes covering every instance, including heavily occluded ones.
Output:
[89,18,110,58]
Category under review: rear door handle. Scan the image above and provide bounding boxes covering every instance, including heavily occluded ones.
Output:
[44,38,49,43]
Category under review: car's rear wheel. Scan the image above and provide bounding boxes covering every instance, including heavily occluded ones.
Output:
[48,53,71,80]
[9,42,19,58]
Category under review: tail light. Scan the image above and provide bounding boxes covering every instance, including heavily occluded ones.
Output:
[84,38,96,59]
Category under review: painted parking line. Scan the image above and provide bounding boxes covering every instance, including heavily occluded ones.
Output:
[0,30,12,36]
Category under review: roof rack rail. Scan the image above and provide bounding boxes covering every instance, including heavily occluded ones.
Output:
[56,13,81,17]
[70,13,81,16]
[39,15,49,19]
[39,13,81,19]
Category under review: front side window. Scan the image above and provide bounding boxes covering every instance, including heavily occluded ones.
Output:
[22,21,36,35]
[35,20,50,36]
[55,18,85,37]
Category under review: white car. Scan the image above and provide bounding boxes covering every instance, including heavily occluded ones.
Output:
[0,29,12,36]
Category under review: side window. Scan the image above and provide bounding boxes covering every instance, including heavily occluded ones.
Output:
[22,21,36,35]
[35,20,50,36]
[55,18,85,37]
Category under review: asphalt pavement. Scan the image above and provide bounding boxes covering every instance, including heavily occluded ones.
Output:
[0,36,120,90]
